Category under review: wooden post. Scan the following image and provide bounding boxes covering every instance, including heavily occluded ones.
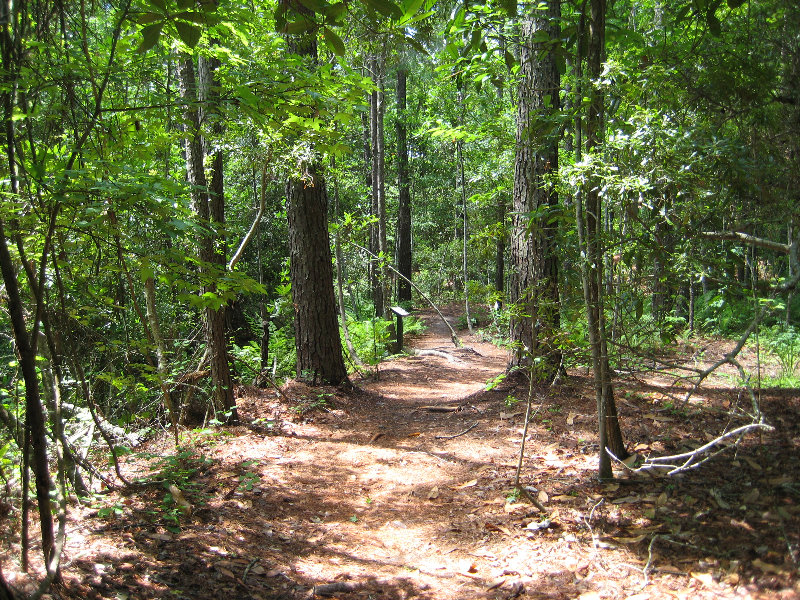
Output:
[390,306,410,352]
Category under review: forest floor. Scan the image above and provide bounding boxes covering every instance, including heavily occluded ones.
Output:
[3,307,800,600]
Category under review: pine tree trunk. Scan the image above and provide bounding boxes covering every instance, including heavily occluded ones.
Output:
[508,0,562,377]
[286,166,348,384]
[396,67,413,304]
[282,0,347,385]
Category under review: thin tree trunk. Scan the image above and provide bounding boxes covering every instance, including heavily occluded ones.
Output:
[375,52,390,320]
[144,277,180,443]
[0,34,56,564]
[495,195,506,306]
[396,67,413,304]
[0,220,55,566]
[369,57,384,317]
[332,156,365,368]
[178,55,236,422]
[583,0,627,479]
[458,135,473,333]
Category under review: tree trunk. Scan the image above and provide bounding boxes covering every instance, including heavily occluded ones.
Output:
[178,55,236,422]
[0,221,55,566]
[495,195,506,306]
[374,52,390,320]
[0,31,56,565]
[508,0,562,378]
[286,166,348,384]
[458,135,473,333]
[582,0,627,479]
[369,57,385,317]
[396,67,413,304]
[283,0,347,385]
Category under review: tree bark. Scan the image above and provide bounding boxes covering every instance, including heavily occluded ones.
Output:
[396,67,412,304]
[178,55,236,422]
[286,166,348,384]
[582,0,627,479]
[508,0,562,377]
[282,0,348,385]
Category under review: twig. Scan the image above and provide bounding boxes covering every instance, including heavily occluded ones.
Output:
[242,558,259,584]
[640,534,659,590]
[435,422,478,440]
[419,405,461,413]
[584,499,603,549]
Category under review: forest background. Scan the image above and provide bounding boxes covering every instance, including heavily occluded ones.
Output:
[0,0,799,596]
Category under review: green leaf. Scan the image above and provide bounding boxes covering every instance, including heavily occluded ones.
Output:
[404,34,428,55]
[322,2,347,22]
[137,22,163,53]
[297,0,326,12]
[137,12,163,24]
[176,0,194,8]
[504,49,516,70]
[175,20,202,47]
[323,27,345,55]
[145,0,167,11]
[707,12,721,37]
[727,0,746,7]
[175,10,207,25]
[362,0,403,20]
[285,17,316,34]
[400,0,424,21]
[497,0,517,17]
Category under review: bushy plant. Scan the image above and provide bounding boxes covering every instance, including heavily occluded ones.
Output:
[345,316,394,364]
[762,324,800,385]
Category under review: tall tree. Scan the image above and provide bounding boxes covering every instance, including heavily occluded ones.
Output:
[282,0,348,385]
[578,0,627,479]
[396,66,413,304]
[508,0,562,377]
[370,50,390,319]
[178,54,237,422]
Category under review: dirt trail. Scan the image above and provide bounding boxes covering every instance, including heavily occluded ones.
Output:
[4,309,799,600]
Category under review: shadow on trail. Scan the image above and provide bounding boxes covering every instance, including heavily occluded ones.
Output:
[51,317,800,600]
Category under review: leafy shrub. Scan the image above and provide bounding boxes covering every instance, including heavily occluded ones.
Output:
[762,324,800,384]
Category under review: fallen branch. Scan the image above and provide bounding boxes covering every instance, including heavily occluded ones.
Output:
[419,405,461,413]
[608,422,774,475]
[411,349,464,363]
[349,241,461,347]
[435,422,478,440]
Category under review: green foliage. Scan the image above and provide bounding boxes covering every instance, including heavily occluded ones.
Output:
[761,325,800,385]
[695,291,755,335]
[291,392,333,416]
[345,316,394,364]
